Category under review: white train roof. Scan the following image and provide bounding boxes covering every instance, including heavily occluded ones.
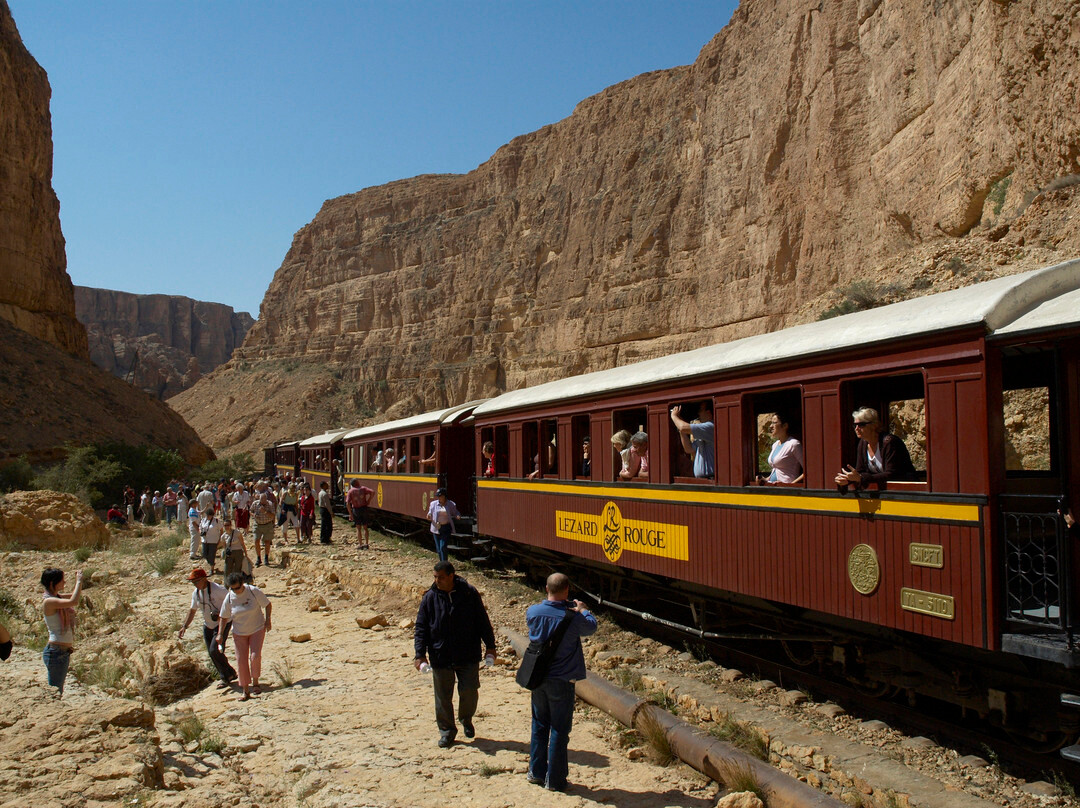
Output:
[299,428,353,447]
[474,259,1080,417]
[992,284,1080,337]
[342,400,486,441]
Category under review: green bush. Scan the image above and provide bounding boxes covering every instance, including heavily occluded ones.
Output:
[33,444,124,506]
[0,456,33,493]
[819,280,906,320]
[73,546,93,563]
[196,452,257,482]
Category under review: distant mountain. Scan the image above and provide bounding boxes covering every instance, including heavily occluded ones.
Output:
[74,287,255,400]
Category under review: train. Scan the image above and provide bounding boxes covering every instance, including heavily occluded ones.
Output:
[264,259,1080,754]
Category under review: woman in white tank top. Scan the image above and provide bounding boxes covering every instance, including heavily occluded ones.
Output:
[41,567,83,694]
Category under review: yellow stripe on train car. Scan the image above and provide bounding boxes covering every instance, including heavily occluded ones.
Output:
[477,479,981,523]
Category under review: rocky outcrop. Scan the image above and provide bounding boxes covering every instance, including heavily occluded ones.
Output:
[0,489,111,550]
[0,2,213,465]
[173,0,1080,454]
[0,0,87,358]
[74,287,255,399]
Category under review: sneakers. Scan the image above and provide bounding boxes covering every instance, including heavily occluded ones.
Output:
[462,720,475,739]
[526,774,544,786]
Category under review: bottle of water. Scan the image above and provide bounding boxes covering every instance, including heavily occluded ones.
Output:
[484,654,495,668]
[419,661,432,674]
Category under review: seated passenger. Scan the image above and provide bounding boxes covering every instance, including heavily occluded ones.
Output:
[527,437,556,480]
[834,407,916,490]
[755,412,803,485]
[670,402,714,479]
[610,430,632,480]
[384,448,396,472]
[580,436,591,477]
[371,450,383,471]
[481,441,495,477]
[619,432,649,481]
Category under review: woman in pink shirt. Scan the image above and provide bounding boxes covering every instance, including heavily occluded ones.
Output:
[619,432,650,481]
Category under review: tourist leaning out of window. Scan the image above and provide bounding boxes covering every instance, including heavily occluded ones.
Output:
[834,407,915,490]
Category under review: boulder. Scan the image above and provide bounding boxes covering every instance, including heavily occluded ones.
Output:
[0,490,110,550]
[355,611,388,629]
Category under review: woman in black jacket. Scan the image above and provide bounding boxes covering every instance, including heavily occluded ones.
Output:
[835,407,916,490]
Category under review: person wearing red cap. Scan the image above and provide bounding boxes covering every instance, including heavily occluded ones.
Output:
[178,568,236,687]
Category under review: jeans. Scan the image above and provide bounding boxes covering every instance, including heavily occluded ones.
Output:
[434,524,452,562]
[165,505,177,525]
[43,645,72,694]
[203,624,236,682]
[431,662,480,739]
[529,677,576,789]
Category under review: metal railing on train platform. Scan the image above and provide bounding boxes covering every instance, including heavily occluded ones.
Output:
[1000,493,1075,647]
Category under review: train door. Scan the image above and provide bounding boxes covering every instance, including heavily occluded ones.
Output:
[997,344,1077,654]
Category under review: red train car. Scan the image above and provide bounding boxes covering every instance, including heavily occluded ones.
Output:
[273,440,300,480]
[298,429,350,499]
[341,402,483,523]
[471,260,1080,746]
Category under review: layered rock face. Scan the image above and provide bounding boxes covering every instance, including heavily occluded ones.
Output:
[0,1,212,465]
[74,286,255,399]
[0,0,86,357]
[174,0,1080,454]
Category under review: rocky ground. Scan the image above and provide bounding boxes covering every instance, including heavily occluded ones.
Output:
[0,517,1077,808]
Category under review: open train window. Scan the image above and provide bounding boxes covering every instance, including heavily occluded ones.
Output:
[408,436,420,473]
[539,419,558,478]
[1002,350,1057,476]
[369,441,383,472]
[494,425,509,476]
[841,372,927,483]
[522,421,539,478]
[422,434,436,473]
[612,407,648,481]
[572,415,591,479]
[396,438,407,473]
[669,398,715,484]
[745,389,803,486]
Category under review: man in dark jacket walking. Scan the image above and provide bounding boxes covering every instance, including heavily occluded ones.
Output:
[414,560,497,747]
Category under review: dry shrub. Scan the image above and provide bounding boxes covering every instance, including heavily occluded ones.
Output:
[141,656,212,705]
[637,709,676,766]
[708,712,769,761]
[716,760,769,804]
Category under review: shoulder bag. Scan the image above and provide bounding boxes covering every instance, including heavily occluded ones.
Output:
[516,609,575,691]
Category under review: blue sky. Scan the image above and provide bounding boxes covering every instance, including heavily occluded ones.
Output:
[12,1,737,317]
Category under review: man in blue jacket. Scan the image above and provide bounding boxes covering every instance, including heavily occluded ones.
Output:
[526,572,598,792]
[414,560,497,747]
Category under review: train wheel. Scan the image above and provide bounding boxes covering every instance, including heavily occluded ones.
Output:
[781,639,817,668]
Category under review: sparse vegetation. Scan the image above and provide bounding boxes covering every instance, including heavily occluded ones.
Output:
[176,711,206,745]
[716,760,768,803]
[31,441,184,508]
[148,552,178,576]
[195,452,258,482]
[73,653,131,691]
[73,546,94,563]
[637,709,676,766]
[819,280,907,320]
[0,456,33,493]
[272,658,295,688]
[1050,770,1076,800]
[987,174,1012,217]
[199,735,226,755]
[477,763,509,777]
[139,612,182,643]
[707,711,769,760]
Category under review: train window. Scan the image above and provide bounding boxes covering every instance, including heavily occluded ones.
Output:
[746,389,803,486]
[397,438,407,473]
[369,442,383,472]
[842,373,927,482]
[522,421,539,478]
[572,415,591,479]
[408,437,420,473]
[494,425,509,476]
[1003,351,1056,475]
[670,399,715,484]
[612,407,647,481]
[540,419,558,478]
[421,435,436,472]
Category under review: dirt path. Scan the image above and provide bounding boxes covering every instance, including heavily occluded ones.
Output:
[30,527,714,808]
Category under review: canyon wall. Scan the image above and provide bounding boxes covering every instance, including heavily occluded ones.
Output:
[173,0,1080,455]
[74,287,255,399]
[0,1,211,465]
[0,0,86,357]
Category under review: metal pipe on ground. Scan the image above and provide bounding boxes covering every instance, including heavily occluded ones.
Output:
[504,629,843,808]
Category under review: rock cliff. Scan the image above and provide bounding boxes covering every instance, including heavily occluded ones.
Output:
[74,286,255,399]
[0,0,86,357]
[0,1,212,465]
[173,0,1080,455]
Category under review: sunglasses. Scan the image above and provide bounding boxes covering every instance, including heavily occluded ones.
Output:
[853,421,870,427]
[230,584,244,592]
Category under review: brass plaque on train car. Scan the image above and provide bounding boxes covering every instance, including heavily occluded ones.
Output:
[555,501,688,564]
[900,587,955,620]
[909,542,944,568]
[847,544,880,595]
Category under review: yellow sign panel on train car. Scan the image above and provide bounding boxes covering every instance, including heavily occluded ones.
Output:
[555,501,688,564]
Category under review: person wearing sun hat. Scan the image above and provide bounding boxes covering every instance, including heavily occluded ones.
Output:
[178,568,236,688]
